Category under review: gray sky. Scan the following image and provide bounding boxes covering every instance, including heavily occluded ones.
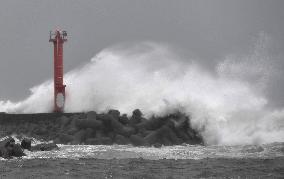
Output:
[0,0,284,107]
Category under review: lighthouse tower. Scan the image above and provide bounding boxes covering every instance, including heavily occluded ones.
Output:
[49,30,67,113]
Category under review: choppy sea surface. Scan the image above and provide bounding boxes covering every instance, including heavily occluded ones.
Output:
[19,143,284,160]
[1,136,284,160]
[1,137,284,178]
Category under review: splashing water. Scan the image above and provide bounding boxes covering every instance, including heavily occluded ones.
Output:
[18,143,284,160]
[0,37,284,145]
[2,135,283,160]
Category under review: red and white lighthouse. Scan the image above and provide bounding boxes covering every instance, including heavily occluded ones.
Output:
[49,30,67,113]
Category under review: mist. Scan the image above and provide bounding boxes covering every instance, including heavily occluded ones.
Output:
[1,33,284,145]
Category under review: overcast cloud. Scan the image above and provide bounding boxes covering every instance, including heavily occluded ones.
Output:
[0,0,283,107]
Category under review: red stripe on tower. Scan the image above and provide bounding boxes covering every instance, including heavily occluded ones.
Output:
[49,30,67,112]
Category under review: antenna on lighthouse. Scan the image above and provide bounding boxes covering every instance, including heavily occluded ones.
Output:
[49,30,67,113]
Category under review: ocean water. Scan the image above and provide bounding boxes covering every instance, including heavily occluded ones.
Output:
[19,142,284,161]
[0,134,280,160]
[1,137,284,178]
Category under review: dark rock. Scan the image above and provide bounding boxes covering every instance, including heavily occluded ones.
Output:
[0,147,11,158]
[133,109,142,117]
[129,109,144,126]
[174,128,190,142]
[0,138,25,158]
[98,114,135,137]
[73,130,87,144]
[118,114,129,125]
[98,114,113,132]
[110,116,136,137]
[130,135,147,146]
[102,137,114,145]
[33,127,47,135]
[67,127,78,135]
[75,118,102,130]
[107,131,116,139]
[59,116,71,128]
[170,115,193,140]
[108,109,120,119]
[144,130,162,145]
[136,128,152,138]
[85,137,113,145]
[161,137,173,146]
[1,137,15,148]
[85,128,95,139]
[21,138,32,150]
[168,112,203,144]
[11,144,25,157]
[114,134,130,145]
[85,138,100,145]
[163,126,182,145]
[86,111,97,120]
[58,133,73,144]
[32,143,59,151]
[66,117,78,135]
[144,125,179,145]
[70,114,82,121]
[53,138,61,144]
[73,128,95,144]
[136,117,165,131]
[95,130,105,138]
[153,143,162,148]
[0,111,204,147]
